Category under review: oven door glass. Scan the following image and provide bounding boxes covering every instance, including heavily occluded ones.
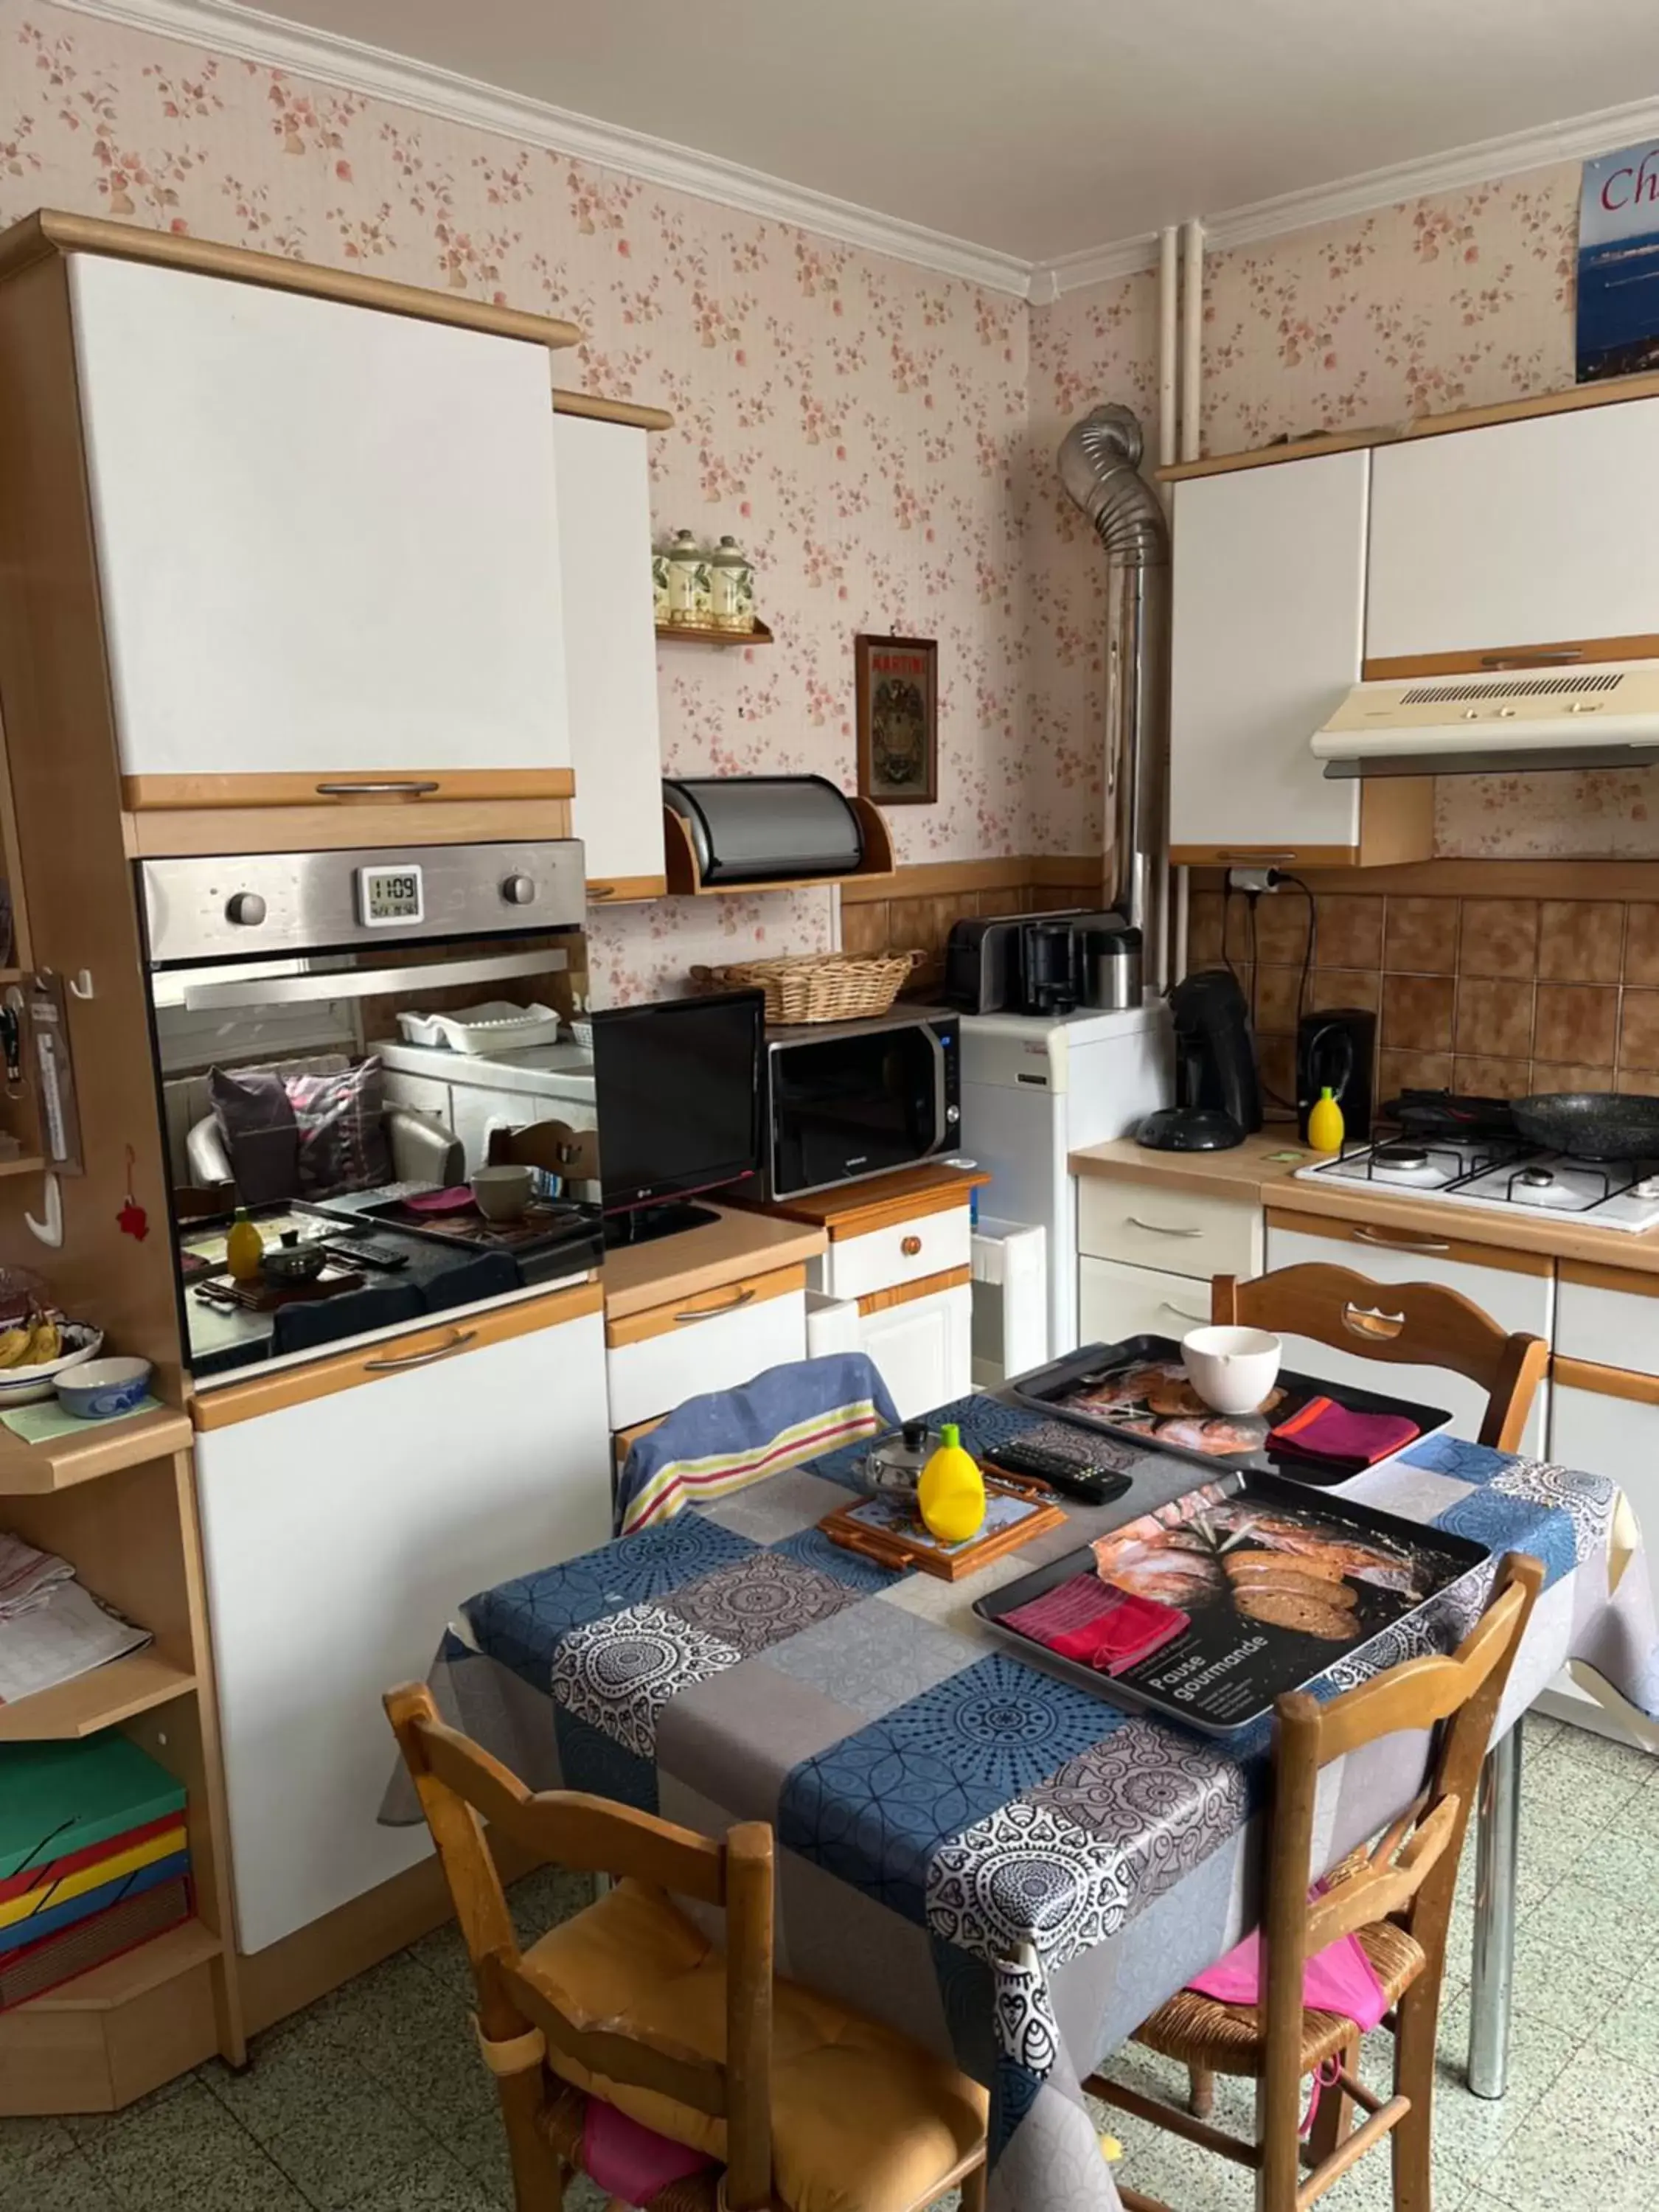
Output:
[149,931,601,1382]
[768,1023,945,1195]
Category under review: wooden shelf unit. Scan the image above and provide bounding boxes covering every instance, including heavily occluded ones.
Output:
[0,1405,194,1496]
[661,795,894,896]
[0,1649,195,1742]
[655,618,773,647]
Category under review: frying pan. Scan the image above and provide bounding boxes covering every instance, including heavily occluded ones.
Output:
[1512,1092,1659,1160]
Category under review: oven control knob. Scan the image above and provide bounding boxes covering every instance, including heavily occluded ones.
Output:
[501,874,537,906]
[224,892,267,928]
[945,1104,960,1124]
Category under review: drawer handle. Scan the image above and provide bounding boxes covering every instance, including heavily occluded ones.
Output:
[1158,1301,1208,1324]
[588,884,616,899]
[1127,1216,1204,1239]
[674,1286,756,1324]
[1478,649,1582,669]
[1352,1225,1451,1255]
[901,1235,923,1256]
[1213,851,1295,863]
[1343,1302,1406,1341]
[315,779,442,799]
[364,1326,477,1373]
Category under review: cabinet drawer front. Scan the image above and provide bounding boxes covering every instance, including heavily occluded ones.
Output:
[1078,1178,1259,1281]
[1079,1256,1214,1346]
[1557,1263,1659,1379]
[1550,1387,1659,1630]
[822,1206,973,1302]
[607,1287,807,1430]
[859,1281,973,1422]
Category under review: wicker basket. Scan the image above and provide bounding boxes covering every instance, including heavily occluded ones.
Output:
[690,950,922,1024]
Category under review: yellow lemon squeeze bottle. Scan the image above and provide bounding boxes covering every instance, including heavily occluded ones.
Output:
[1307,1085,1346,1155]
[917,1422,987,1544]
[226,1208,265,1283]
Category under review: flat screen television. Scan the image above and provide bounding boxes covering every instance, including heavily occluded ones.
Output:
[590,989,765,1245]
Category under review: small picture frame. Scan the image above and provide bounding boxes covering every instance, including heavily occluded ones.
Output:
[855,635,938,805]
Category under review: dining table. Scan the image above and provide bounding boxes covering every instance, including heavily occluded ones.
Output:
[386,1390,1659,2212]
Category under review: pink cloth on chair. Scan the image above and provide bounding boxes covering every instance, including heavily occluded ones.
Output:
[582,2098,716,2205]
[1189,1922,1388,2031]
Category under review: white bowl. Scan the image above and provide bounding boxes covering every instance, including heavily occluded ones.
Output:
[470,1164,534,1223]
[1181,1325,1284,1416]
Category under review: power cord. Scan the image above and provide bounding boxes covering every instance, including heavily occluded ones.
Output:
[1228,867,1317,1117]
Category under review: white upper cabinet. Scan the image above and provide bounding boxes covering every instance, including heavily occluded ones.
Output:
[1368,398,1659,663]
[70,254,569,786]
[1169,450,1369,859]
[554,413,666,897]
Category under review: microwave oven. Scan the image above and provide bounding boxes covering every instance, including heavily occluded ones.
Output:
[762,1007,961,1200]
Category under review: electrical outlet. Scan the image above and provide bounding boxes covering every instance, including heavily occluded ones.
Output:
[1227,866,1279,894]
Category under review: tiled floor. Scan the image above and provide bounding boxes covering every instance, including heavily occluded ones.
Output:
[2,1714,1653,2212]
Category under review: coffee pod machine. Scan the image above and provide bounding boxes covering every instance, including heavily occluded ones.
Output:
[1296,1007,1376,1144]
[1138,969,1262,1152]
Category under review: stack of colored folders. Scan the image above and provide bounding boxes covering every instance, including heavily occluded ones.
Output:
[0,1734,192,2011]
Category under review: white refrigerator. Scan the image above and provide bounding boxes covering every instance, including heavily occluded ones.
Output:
[961,1003,1172,1360]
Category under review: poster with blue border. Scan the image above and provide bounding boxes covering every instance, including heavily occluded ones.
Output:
[1579,142,1659,381]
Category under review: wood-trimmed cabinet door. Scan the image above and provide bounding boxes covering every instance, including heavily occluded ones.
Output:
[69,253,570,793]
[858,1281,972,1422]
[192,1302,610,1955]
[1169,449,1382,866]
[554,413,667,902]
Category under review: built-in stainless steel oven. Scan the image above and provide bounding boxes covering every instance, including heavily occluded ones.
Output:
[138,841,601,1385]
[762,1007,961,1200]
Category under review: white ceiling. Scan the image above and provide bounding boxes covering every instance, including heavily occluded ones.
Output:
[197,0,1659,264]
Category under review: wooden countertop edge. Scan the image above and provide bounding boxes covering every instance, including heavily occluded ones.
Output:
[729,1163,992,1238]
[1069,1133,1312,1204]
[600,1208,827,1320]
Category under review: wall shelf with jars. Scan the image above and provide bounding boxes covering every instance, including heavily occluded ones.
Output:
[654,529,768,643]
[654,617,774,647]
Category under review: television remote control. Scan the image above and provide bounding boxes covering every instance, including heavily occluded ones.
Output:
[985,1439,1133,1506]
[324,1239,409,1272]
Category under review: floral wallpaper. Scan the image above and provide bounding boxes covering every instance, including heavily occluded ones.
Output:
[0,0,1647,978]
[0,0,1032,1002]
[1031,166,1659,860]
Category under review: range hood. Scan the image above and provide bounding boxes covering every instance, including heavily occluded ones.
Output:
[1312,659,1659,779]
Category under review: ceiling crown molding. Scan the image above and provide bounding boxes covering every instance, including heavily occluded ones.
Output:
[45,0,1036,296]
[41,0,1659,306]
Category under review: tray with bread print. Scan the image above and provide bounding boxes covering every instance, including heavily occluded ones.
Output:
[1007,1335,1452,1486]
[975,1470,1490,1736]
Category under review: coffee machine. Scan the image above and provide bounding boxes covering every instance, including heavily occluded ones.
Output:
[1296,1007,1376,1143]
[1138,970,1262,1152]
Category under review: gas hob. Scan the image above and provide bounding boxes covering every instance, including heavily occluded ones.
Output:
[1294,1135,1659,1234]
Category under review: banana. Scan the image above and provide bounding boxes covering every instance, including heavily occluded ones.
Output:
[0,1328,32,1368]
[25,1321,60,1366]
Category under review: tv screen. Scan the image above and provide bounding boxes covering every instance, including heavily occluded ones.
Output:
[591,990,764,1210]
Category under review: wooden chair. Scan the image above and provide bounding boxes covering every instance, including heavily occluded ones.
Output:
[487,1117,600,1183]
[1211,1265,1549,1453]
[385,1683,987,2212]
[1090,1551,1544,2212]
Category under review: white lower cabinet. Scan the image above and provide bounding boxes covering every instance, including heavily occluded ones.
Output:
[605,1284,807,1433]
[1079,1256,1213,1346]
[1262,1220,1554,1458]
[196,1301,611,1954]
[858,1283,973,1421]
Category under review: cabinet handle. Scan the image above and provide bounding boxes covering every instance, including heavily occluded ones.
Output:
[364,1326,478,1372]
[901,1235,923,1256]
[1158,1301,1208,1324]
[673,1286,756,1324]
[315,779,442,799]
[1127,1216,1203,1238]
[1213,851,1295,863]
[1352,1225,1450,1255]
[588,884,616,899]
[1478,649,1582,669]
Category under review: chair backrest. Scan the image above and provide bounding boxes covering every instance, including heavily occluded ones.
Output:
[1256,1553,1543,2143]
[1211,1264,1549,1452]
[487,1116,601,1180]
[385,1683,775,2208]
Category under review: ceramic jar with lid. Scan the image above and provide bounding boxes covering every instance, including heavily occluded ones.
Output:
[708,535,756,632]
[664,529,709,627]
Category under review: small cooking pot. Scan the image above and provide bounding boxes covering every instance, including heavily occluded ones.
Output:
[262,1231,327,1284]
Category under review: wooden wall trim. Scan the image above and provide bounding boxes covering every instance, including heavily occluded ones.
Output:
[0,209,582,350]
[1157,366,1659,484]
[552,388,673,432]
[1195,858,1659,902]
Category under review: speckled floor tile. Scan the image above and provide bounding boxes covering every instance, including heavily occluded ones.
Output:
[18,2147,127,2212]
[77,2081,301,2212]
[0,2113,77,2178]
[262,2080,449,2211]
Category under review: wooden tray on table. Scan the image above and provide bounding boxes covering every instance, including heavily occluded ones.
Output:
[819,1475,1066,1582]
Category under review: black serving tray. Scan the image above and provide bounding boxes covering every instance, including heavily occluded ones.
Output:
[975,1467,1490,1737]
[1008,1335,1452,1486]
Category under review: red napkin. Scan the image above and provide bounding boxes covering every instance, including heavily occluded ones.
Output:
[1004,1574,1190,1676]
[1268,1394,1419,1471]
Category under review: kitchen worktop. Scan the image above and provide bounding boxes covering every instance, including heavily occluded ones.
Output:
[599,1206,828,1320]
[1071,1128,1659,1275]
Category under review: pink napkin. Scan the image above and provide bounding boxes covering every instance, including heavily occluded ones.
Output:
[1004,1573,1190,1675]
[1268,1395,1419,1471]
[1189,1919,1388,2031]
[399,1186,477,1214]
[582,2099,714,2202]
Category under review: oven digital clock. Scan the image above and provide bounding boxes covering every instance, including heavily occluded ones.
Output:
[357,864,425,928]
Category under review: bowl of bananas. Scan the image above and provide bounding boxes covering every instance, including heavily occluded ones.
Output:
[0,1315,105,1405]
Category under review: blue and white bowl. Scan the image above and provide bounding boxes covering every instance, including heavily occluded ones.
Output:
[55,1356,153,1421]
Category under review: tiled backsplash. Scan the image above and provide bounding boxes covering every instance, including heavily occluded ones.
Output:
[1187,889,1659,1112]
[846,874,1107,995]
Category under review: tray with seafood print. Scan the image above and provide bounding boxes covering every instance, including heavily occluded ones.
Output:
[1008,1335,1452,1484]
[975,1470,1490,1736]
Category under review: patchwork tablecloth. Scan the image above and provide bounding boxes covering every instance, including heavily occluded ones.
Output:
[389,1398,1659,2212]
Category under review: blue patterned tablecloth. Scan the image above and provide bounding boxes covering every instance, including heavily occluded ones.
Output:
[393,1398,1659,2212]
